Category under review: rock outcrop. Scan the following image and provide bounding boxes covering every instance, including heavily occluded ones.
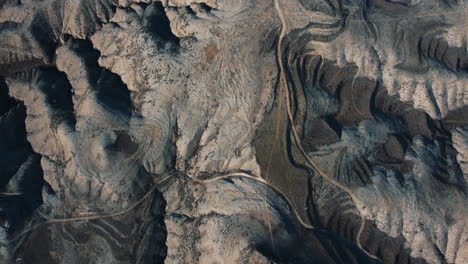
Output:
[0,0,466,263]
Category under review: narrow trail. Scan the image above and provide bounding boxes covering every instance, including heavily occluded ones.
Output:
[0,172,175,248]
[1,171,315,248]
[0,192,22,196]
[3,2,377,261]
[190,172,316,229]
[273,0,379,260]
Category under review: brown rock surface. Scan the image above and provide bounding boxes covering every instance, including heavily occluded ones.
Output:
[0,0,467,263]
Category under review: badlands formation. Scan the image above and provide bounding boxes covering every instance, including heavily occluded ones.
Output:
[0,0,467,263]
